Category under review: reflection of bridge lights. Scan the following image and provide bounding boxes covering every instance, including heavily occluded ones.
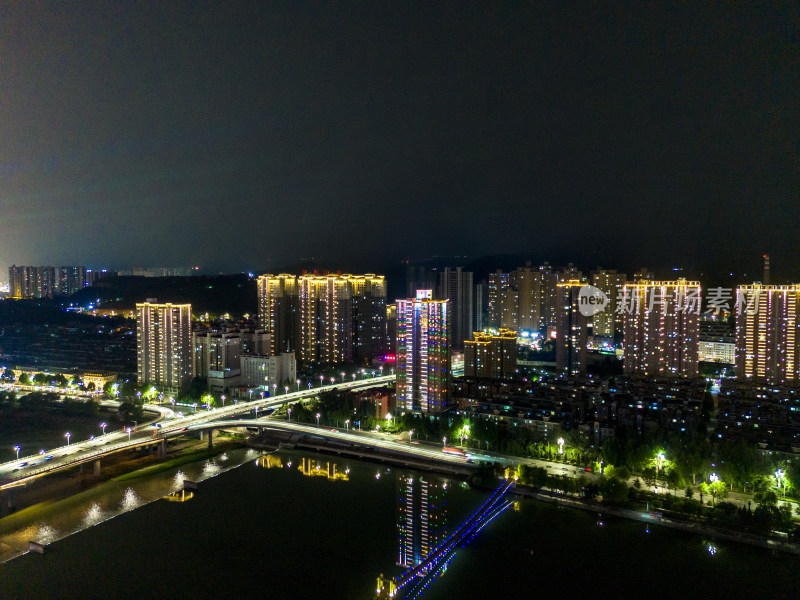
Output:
[375,471,381,479]
[708,544,717,556]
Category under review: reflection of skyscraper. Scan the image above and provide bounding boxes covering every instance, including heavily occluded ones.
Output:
[397,475,448,568]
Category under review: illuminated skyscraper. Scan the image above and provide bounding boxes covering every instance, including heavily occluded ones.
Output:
[258,273,387,365]
[257,274,300,355]
[396,290,450,413]
[591,269,627,339]
[555,281,588,375]
[464,328,517,379]
[735,284,800,384]
[298,274,353,364]
[397,475,448,568]
[622,280,701,377]
[137,301,193,391]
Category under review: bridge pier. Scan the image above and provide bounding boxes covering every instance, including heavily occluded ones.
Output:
[3,489,16,513]
[158,439,167,459]
[93,459,101,477]
[207,430,213,449]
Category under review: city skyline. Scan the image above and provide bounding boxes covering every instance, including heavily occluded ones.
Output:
[1,4,797,277]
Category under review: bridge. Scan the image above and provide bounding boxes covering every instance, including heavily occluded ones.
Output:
[377,479,516,599]
[0,375,395,493]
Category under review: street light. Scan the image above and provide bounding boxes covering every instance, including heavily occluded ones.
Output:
[316,413,321,427]
[345,419,350,431]
[287,408,292,421]
[352,373,357,382]
[557,437,565,455]
[221,395,226,407]
[100,422,107,436]
[307,382,312,390]
[443,436,447,447]
[126,427,132,442]
[656,452,665,489]
[65,432,71,446]
[284,385,289,395]
[249,389,253,401]
[775,468,786,497]
[272,383,277,397]
[340,372,345,383]
[14,445,20,460]
[320,375,324,387]
[296,379,300,391]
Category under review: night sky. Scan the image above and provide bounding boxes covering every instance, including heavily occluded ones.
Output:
[1,3,798,279]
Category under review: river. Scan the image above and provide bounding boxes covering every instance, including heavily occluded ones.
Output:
[0,448,798,599]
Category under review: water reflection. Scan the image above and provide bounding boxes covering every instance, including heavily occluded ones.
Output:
[256,454,351,481]
[0,447,265,564]
[82,503,104,527]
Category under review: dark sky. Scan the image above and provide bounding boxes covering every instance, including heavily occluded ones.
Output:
[1,3,798,279]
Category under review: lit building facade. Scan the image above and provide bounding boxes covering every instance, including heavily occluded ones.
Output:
[258,273,387,365]
[239,353,297,391]
[137,301,193,392]
[590,269,627,339]
[555,281,589,375]
[464,329,517,379]
[735,284,800,384]
[396,290,450,413]
[257,274,300,355]
[622,280,701,377]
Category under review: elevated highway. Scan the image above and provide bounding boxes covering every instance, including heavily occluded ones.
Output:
[0,375,394,491]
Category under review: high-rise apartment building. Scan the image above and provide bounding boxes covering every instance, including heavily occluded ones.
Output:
[347,274,388,362]
[437,267,473,351]
[299,274,353,364]
[622,280,701,377]
[137,301,193,391]
[735,284,800,384]
[555,281,589,375]
[8,266,56,299]
[257,274,300,355]
[396,290,450,413]
[192,331,241,379]
[464,328,517,379]
[258,273,387,365]
[591,269,627,339]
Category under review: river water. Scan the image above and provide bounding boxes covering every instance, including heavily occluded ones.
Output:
[0,448,798,599]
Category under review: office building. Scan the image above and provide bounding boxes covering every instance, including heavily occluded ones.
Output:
[137,301,193,392]
[464,328,517,379]
[622,280,701,377]
[396,290,450,413]
[735,284,800,384]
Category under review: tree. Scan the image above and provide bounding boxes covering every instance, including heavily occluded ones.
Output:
[201,394,215,410]
[18,373,31,386]
[666,468,685,495]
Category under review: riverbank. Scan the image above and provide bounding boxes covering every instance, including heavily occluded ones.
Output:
[0,435,246,518]
[514,485,800,555]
